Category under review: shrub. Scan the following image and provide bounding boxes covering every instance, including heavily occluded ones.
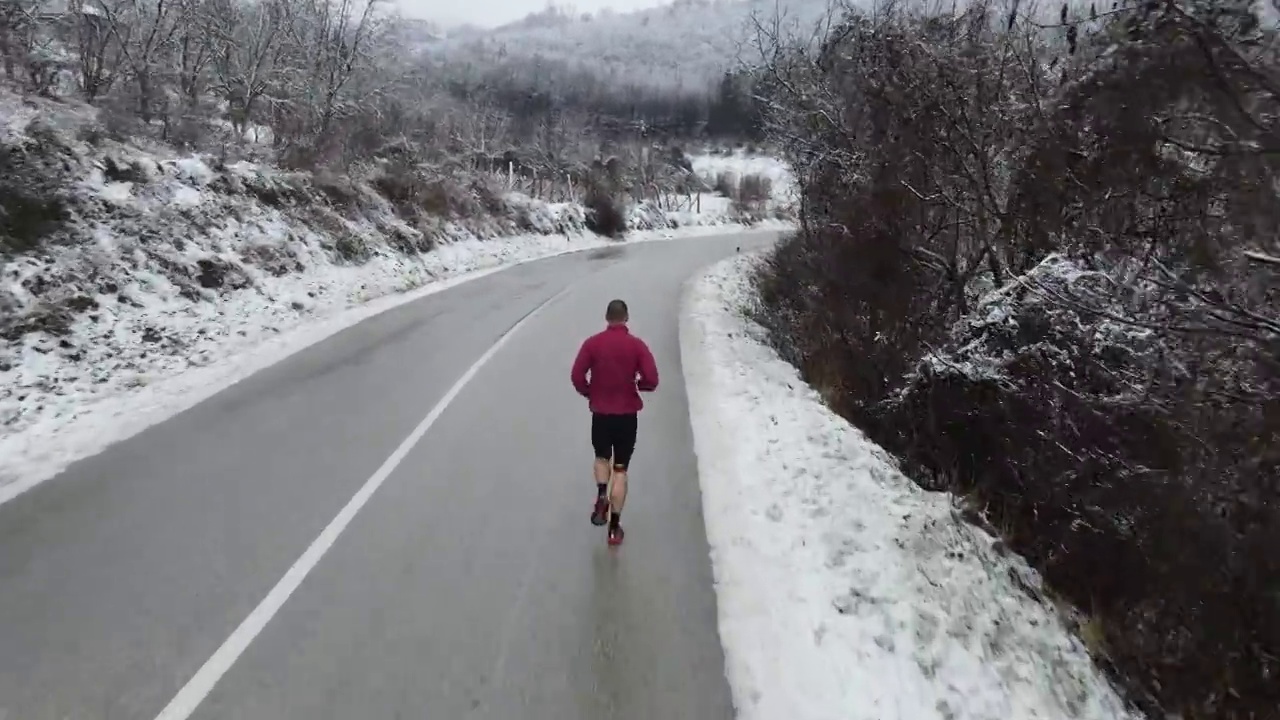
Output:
[102,155,150,184]
[583,185,627,238]
[371,166,420,212]
[469,176,506,215]
[312,171,363,210]
[0,191,70,255]
[241,243,304,277]
[333,235,371,263]
[736,173,771,204]
[0,123,79,255]
[77,125,107,147]
[372,165,490,221]
[731,173,772,221]
[98,100,142,143]
[713,170,736,197]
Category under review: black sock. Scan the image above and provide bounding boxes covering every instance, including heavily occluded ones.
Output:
[596,483,607,498]
[609,510,621,528]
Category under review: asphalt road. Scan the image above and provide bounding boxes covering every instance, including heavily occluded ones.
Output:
[0,231,776,720]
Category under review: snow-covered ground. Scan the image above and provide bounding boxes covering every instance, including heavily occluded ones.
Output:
[679,252,1139,720]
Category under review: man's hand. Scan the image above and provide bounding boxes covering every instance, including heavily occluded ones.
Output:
[636,344,659,392]
[571,340,592,397]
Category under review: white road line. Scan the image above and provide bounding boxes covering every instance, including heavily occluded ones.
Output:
[152,286,572,720]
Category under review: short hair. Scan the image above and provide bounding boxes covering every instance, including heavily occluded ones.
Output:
[605,299,628,322]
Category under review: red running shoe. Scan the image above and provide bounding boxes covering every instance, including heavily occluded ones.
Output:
[591,497,609,526]
[607,524,624,546]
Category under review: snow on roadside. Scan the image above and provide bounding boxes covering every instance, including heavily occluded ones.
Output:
[679,252,1139,720]
[0,221,789,505]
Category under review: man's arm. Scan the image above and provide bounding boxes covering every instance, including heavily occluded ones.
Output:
[570,339,592,397]
[636,339,659,392]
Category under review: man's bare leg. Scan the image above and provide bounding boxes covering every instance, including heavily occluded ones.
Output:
[591,457,612,526]
[610,466,628,516]
[606,465,629,544]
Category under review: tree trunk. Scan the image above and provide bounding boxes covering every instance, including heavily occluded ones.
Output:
[137,71,153,123]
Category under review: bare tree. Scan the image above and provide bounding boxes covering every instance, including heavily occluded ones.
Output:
[452,92,511,161]
[73,1,120,101]
[170,0,211,105]
[0,0,37,80]
[205,0,286,138]
[99,0,180,122]
[269,0,383,163]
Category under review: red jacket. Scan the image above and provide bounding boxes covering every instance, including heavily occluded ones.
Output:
[571,324,659,414]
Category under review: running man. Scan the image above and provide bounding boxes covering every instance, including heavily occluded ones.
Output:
[570,299,659,546]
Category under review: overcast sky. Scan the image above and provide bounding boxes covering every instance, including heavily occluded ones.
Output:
[397,0,673,28]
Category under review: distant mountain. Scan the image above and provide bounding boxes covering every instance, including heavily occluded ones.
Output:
[428,0,837,92]
[384,16,448,52]
[490,3,581,32]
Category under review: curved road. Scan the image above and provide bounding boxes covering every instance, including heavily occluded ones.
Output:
[0,231,776,720]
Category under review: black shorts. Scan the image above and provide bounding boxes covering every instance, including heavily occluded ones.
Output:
[591,412,638,470]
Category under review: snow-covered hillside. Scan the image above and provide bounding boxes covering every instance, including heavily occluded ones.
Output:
[0,89,793,499]
[430,0,837,90]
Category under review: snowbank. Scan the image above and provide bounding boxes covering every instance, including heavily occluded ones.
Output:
[679,252,1138,720]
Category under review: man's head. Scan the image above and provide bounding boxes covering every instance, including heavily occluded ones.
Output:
[605,299,629,325]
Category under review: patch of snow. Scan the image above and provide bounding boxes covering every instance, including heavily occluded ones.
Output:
[173,156,216,185]
[100,180,134,204]
[171,185,203,207]
[208,116,275,146]
[679,252,1138,720]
